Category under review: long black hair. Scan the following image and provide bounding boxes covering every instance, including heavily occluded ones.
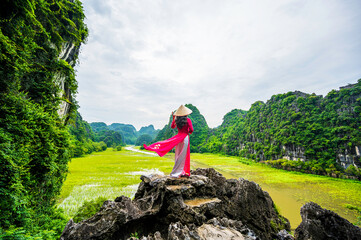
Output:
[175,116,188,129]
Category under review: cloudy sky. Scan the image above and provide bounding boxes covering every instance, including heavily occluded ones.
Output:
[75,0,361,130]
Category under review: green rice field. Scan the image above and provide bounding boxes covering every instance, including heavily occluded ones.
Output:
[58,147,174,217]
[58,147,361,230]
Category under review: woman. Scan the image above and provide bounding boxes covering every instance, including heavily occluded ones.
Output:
[144,105,193,177]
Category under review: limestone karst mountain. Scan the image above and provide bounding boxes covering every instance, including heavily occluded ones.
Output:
[160,82,361,179]
[90,122,159,145]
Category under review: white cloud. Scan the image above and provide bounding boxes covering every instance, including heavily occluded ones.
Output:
[75,0,361,129]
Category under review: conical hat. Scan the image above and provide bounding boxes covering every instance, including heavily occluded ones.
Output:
[174,105,192,116]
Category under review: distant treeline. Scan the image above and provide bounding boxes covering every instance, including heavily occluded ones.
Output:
[67,115,161,157]
[67,112,108,157]
[89,122,159,146]
[155,81,361,179]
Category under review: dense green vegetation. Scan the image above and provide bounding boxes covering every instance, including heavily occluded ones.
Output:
[68,112,107,157]
[73,196,108,223]
[237,81,361,178]
[0,93,71,238]
[90,122,125,147]
[135,134,153,146]
[202,109,248,154]
[0,0,87,238]
[109,123,138,144]
[263,159,360,179]
[90,122,159,145]
[96,129,123,147]
[138,125,159,139]
[88,122,108,132]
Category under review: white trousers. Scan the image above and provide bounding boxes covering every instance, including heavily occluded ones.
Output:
[170,136,189,177]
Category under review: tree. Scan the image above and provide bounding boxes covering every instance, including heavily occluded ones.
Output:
[135,134,153,146]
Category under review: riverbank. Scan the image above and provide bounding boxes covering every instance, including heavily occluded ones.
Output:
[187,153,361,230]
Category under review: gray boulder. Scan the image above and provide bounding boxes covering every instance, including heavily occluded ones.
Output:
[295,202,361,240]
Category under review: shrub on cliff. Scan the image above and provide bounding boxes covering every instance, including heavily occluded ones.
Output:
[73,197,108,223]
[0,92,70,234]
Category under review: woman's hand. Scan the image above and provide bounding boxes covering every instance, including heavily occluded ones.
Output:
[171,111,175,119]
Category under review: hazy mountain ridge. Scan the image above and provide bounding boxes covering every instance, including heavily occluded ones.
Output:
[90,122,159,145]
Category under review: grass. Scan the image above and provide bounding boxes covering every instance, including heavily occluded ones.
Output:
[191,153,361,203]
[58,148,173,217]
[58,148,361,230]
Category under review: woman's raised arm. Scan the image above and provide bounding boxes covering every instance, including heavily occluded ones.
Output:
[171,112,176,129]
[187,118,194,134]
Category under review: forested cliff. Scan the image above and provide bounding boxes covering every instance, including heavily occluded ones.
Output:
[238,82,361,170]
[155,81,361,178]
[0,0,87,237]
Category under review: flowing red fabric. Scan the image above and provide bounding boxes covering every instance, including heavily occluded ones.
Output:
[144,118,193,175]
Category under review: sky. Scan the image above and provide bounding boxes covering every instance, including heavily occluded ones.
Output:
[75,0,361,130]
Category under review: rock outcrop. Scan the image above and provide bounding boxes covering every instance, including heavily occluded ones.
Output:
[56,42,81,119]
[295,202,361,240]
[60,168,290,240]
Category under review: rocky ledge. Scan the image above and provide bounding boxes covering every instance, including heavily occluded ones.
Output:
[295,202,361,240]
[60,168,360,240]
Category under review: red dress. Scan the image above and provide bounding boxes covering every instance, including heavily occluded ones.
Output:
[144,118,194,176]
